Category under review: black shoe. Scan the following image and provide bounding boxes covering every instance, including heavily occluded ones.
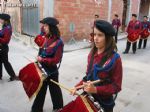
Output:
[8,76,19,82]
[0,77,2,80]
[30,110,43,112]
[9,77,15,82]
[31,108,43,112]
[53,108,62,112]
[138,47,141,49]
[133,51,136,54]
[123,51,128,54]
[52,109,61,112]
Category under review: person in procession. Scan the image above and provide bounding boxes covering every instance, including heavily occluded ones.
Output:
[0,13,18,81]
[123,14,142,54]
[112,14,121,43]
[71,20,123,112]
[32,17,64,112]
[89,14,100,42]
[138,16,150,49]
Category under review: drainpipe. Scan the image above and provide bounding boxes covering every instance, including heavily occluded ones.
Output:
[137,0,141,19]
[148,2,150,19]
[20,0,23,33]
[108,0,112,22]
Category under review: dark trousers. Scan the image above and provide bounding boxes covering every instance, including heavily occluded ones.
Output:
[138,39,147,49]
[104,110,113,112]
[0,45,16,78]
[124,41,137,53]
[114,28,119,43]
[31,74,63,112]
[93,94,114,112]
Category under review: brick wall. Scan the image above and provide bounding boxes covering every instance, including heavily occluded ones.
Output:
[139,0,150,20]
[54,0,109,42]
[53,0,126,42]
[131,0,141,15]
[0,0,142,42]
[111,0,123,23]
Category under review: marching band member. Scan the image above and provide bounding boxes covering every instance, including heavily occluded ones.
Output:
[89,14,100,42]
[71,20,123,112]
[112,14,121,43]
[32,17,64,112]
[138,16,150,49]
[0,13,18,81]
[123,14,142,54]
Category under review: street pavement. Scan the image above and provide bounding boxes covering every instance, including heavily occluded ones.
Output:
[0,35,150,112]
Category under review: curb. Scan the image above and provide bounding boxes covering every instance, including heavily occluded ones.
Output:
[12,32,127,53]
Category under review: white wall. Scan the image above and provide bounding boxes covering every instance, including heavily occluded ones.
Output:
[43,0,54,17]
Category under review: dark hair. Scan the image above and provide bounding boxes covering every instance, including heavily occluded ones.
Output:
[91,31,117,59]
[2,19,11,28]
[143,16,148,18]
[46,25,60,39]
[95,14,99,18]
[115,14,118,17]
[104,35,117,57]
[132,14,137,18]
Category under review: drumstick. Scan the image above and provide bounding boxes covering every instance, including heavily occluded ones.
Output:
[75,79,102,90]
[50,79,80,95]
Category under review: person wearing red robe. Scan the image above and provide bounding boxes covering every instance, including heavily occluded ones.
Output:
[138,16,150,49]
[123,14,142,54]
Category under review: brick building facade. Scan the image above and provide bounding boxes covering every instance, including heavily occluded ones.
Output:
[42,0,142,42]
[52,0,123,41]
[139,0,150,20]
[0,0,149,42]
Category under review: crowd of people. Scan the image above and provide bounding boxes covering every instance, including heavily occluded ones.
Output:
[111,14,150,54]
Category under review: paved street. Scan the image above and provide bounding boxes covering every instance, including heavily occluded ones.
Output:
[0,37,150,112]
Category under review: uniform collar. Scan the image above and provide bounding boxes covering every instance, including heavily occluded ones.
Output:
[94,50,105,57]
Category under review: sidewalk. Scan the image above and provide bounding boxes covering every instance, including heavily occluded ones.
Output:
[12,32,127,52]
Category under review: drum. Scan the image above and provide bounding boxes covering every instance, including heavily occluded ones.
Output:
[34,35,46,47]
[19,62,47,99]
[60,95,102,112]
[127,32,140,43]
[141,29,149,39]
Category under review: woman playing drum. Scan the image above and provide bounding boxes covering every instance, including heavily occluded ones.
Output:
[71,20,123,112]
[31,17,64,112]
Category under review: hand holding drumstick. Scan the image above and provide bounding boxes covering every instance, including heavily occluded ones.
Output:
[70,80,101,95]
[50,79,101,96]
